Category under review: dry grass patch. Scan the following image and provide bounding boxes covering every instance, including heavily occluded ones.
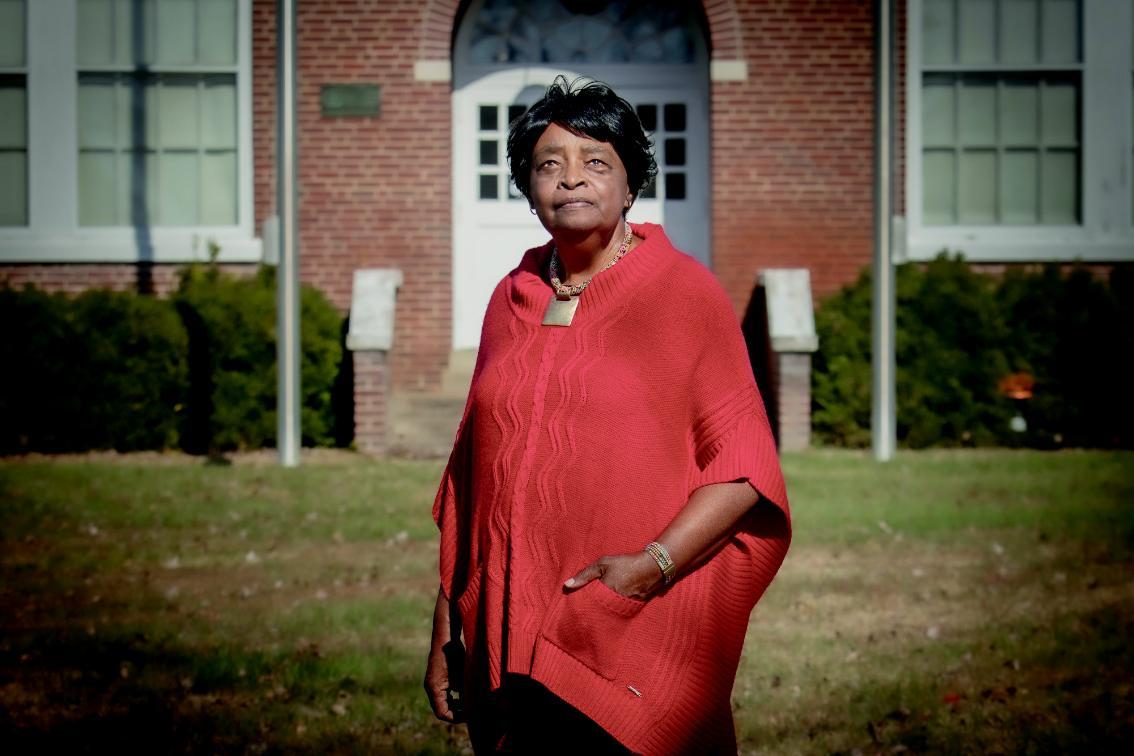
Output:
[1,450,1130,754]
[736,530,1133,755]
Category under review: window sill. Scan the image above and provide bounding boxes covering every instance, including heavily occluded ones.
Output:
[904,226,1134,263]
[0,229,263,264]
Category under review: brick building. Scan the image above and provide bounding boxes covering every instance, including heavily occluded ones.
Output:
[1,0,1131,451]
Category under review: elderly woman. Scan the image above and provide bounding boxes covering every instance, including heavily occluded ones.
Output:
[424,77,791,754]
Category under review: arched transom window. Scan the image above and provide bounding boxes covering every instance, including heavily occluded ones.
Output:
[464,0,702,65]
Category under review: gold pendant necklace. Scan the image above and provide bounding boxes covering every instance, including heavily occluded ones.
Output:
[542,294,580,327]
[541,224,634,328]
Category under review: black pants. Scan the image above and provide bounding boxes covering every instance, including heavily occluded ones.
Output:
[467,674,633,755]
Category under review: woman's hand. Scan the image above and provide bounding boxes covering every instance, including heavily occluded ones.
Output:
[564,551,665,600]
[424,588,465,723]
[563,484,765,602]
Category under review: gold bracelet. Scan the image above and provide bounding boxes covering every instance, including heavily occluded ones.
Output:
[644,541,676,584]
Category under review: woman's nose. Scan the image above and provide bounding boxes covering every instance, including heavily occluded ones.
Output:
[559,158,586,188]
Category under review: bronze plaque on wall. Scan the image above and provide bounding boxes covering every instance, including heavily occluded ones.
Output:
[320,84,381,117]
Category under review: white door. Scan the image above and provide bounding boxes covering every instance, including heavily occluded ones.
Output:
[620,89,710,265]
[452,70,705,349]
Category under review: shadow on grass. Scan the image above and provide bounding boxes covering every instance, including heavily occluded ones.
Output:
[6,601,1133,755]
[0,627,459,755]
[739,599,1134,755]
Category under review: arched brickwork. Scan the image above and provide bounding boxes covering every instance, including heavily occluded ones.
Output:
[423,1,743,62]
[702,0,745,59]
[418,0,461,60]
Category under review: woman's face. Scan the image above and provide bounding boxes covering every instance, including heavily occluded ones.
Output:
[529,123,633,239]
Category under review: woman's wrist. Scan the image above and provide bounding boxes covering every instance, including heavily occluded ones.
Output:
[643,540,677,584]
[431,587,451,646]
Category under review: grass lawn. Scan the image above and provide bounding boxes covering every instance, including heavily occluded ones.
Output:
[1,449,1131,754]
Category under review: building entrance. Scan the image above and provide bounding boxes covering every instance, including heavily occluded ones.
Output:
[450,0,710,349]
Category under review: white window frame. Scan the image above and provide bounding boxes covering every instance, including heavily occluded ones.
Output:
[0,0,29,228]
[0,0,259,263]
[904,0,1134,262]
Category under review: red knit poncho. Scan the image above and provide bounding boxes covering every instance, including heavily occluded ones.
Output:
[433,223,791,754]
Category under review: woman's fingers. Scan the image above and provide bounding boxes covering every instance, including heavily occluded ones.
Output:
[424,666,458,722]
[427,685,454,721]
[424,644,464,722]
[564,553,662,597]
[563,559,606,589]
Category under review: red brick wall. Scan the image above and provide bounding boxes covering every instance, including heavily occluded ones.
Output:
[4,0,885,393]
[252,0,276,266]
[712,0,876,318]
[254,0,457,392]
[0,264,252,296]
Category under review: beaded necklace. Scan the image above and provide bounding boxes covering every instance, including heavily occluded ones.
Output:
[542,223,635,327]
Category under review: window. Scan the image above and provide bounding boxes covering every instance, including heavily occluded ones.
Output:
[0,0,257,263]
[0,0,27,226]
[907,0,1134,261]
[920,0,1081,226]
[922,72,1079,225]
[476,103,526,200]
[77,0,238,227]
[635,101,687,201]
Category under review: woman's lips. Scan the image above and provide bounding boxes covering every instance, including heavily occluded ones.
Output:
[555,198,592,209]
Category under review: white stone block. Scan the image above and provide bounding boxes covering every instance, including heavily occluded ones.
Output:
[413,60,451,83]
[347,269,403,352]
[710,60,748,82]
[760,268,818,353]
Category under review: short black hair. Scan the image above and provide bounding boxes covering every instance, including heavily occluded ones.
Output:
[507,76,657,211]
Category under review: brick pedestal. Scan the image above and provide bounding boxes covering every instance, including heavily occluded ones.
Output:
[353,350,390,456]
[347,268,402,456]
[771,352,812,452]
[758,269,818,452]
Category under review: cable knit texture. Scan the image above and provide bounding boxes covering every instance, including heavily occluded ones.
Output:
[433,224,791,755]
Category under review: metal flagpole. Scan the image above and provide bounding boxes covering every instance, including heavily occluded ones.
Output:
[277,0,300,467]
[872,0,896,461]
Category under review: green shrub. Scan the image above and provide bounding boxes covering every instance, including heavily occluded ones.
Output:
[0,286,189,453]
[811,267,873,448]
[175,265,343,452]
[812,255,1132,449]
[998,265,1132,447]
[2,264,346,455]
[0,287,79,453]
[896,255,1011,448]
[300,280,347,447]
[72,290,190,451]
